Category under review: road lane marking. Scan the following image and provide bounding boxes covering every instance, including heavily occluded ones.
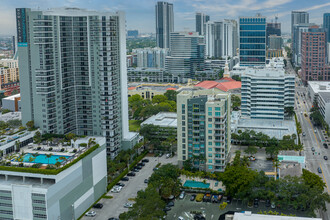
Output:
[319,163,330,194]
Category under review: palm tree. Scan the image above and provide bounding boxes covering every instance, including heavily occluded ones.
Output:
[15,140,21,152]
[45,153,53,165]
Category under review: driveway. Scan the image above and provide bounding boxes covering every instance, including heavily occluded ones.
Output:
[81,155,177,220]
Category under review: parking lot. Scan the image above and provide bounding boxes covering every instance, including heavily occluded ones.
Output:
[81,155,177,220]
[165,192,309,220]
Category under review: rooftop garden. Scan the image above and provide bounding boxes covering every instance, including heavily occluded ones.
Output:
[0,132,100,175]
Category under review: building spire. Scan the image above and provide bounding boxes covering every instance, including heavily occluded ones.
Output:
[224,56,230,78]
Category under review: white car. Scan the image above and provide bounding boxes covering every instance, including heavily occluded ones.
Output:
[166,153,171,158]
[178,217,185,220]
[110,186,122,193]
[124,203,133,208]
[85,211,96,217]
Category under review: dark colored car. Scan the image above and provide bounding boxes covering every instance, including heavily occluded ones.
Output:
[324,143,328,149]
[144,179,148,183]
[108,218,119,220]
[127,172,136,177]
[226,196,232,204]
[190,194,196,201]
[93,203,103,209]
[137,165,143,169]
[266,199,271,207]
[324,156,328,160]
[163,206,171,212]
[137,162,145,166]
[254,199,259,208]
[132,168,139,172]
[121,177,129,181]
[167,201,174,207]
[194,214,206,220]
[116,182,125,187]
[142,159,149,163]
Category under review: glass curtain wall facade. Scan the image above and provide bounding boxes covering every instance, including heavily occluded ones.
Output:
[239,16,266,66]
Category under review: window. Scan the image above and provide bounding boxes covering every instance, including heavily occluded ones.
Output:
[208,130,212,134]
[208,148,212,151]
[33,206,46,211]
[208,153,212,157]
[208,124,212,128]
[215,107,220,111]
[208,142,212,145]
[215,112,221,117]
[208,159,212,163]
[208,118,212,122]
[208,107,212,111]
[208,136,212,140]
[208,165,213,169]
[208,112,212,116]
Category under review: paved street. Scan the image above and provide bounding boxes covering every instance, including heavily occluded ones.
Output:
[286,57,330,220]
[81,155,177,220]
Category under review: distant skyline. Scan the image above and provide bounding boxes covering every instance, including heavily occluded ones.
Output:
[0,0,330,36]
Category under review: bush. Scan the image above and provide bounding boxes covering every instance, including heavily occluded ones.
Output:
[72,149,77,153]
[60,148,65,152]
[49,147,53,151]
[32,163,41,168]
[79,143,87,147]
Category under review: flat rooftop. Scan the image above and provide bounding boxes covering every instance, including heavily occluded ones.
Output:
[233,212,321,220]
[318,92,330,103]
[141,112,177,128]
[308,81,330,93]
[236,118,297,140]
[2,93,20,101]
[0,112,21,122]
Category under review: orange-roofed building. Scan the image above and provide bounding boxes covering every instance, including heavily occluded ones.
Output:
[194,78,241,93]
[216,81,241,92]
[166,88,177,90]
[194,81,219,89]
[128,87,136,90]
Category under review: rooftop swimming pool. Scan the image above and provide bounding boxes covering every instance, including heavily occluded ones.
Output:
[183,180,210,189]
[15,154,70,165]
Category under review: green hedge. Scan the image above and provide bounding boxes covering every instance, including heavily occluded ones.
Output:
[0,144,100,175]
[107,150,148,191]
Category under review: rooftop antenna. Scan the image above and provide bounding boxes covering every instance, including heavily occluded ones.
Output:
[275,15,278,24]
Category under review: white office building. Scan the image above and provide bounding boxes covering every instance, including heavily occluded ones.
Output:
[241,68,295,120]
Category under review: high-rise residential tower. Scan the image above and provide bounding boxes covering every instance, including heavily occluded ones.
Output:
[165,32,205,82]
[239,14,266,66]
[156,1,174,49]
[292,23,315,66]
[133,47,169,68]
[291,11,309,39]
[177,89,231,172]
[196,12,210,36]
[324,13,330,43]
[205,20,238,59]
[16,8,130,158]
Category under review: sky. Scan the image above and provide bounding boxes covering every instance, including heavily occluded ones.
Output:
[0,0,330,36]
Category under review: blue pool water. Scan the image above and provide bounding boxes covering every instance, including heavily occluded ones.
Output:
[183,180,210,189]
[18,154,70,164]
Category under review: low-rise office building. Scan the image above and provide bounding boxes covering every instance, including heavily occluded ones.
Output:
[2,93,21,112]
[318,92,330,125]
[308,81,330,103]
[128,83,182,100]
[177,89,231,172]
[141,112,177,139]
[0,136,107,220]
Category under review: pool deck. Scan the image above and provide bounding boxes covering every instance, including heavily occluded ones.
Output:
[180,175,225,192]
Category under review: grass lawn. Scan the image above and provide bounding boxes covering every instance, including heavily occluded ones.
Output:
[129,120,142,132]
